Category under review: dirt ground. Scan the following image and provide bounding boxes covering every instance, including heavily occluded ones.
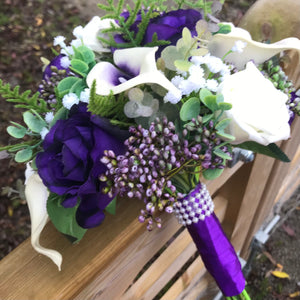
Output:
[0,0,299,299]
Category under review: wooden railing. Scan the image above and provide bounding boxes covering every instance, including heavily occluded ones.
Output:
[0,118,299,300]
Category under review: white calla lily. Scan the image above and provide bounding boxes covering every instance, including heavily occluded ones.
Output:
[25,165,62,271]
[208,23,300,70]
[82,16,118,53]
[86,46,181,98]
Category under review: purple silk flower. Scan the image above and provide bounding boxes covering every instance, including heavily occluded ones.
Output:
[36,103,126,228]
[115,9,203,56]
[174,183,246,297]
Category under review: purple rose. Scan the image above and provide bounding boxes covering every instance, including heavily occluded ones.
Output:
[115,9,203,56]
[36,103,126,228]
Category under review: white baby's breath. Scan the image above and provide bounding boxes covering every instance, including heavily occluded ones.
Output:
[62,93,80,109]
[60,56,71,68]
[40,127,49,140]
[80,88,91,103]
[45,112,54,124]
[53,36,66,48]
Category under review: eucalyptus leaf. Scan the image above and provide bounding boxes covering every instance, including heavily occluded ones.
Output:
[73,45,95,64]
[202,113,214,123]
[215,118,231,131]
[69,79,87,96]
[7,125,27,138]
[217,131,235,141]
[203,168,224,180]
[174,60,193,72]
[180,97,200,121]
[202,95,219,112]
[15,147,33,162]
[70,59,89,75]
[213,148,232,160]
[199,88,212,101]
[57,77,81,96]
[218,102,232,111]
[50,107,69,127]
[47,193,87,243]
[23,111,47,133]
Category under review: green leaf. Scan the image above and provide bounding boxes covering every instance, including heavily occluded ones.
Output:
[215,118,231,131]
[218,102,232,111]
[73,45,95,64]
[213,148,232,160]
[174,60,193,72]
[50,107,69,127]
[202,113,214,123]
[202,95,219,112]
[199,88,212,101]
[69,79,87,96]
[217,131,236,141]
[23,111,47,133]
[7,125,27,138]
[180,97,200,121]
[216,94,224,104]
[213,24,232,35]
[70,59,89,75]
[203,168,224,180]
[15,147,33,162]
[57,77,81,96]
[105,197,117,215]
[237,142,290,162]
[47,193,87,243]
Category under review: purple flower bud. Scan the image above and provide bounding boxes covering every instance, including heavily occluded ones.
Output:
[146,202,153,211]
[146,189,153,197]
[143,129,149,137]
[100,156,110,164]
[127,191,134,198]
[140,174,146,183]
[139,215,145,223]
[172,134,179,143]
[165,206,173,213]
[107,150,116,158]
[151,183,157,191]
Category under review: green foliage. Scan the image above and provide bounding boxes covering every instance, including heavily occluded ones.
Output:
[105,197,117,215]
[0,79,48,113]
[47,193,87,243]
[180,97,200,121]
[237,141,290,162]
[87,81,134,128]
[98,0,221,49]
[203,168,224,180]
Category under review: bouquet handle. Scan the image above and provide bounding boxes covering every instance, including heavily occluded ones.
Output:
[174,183,250,299]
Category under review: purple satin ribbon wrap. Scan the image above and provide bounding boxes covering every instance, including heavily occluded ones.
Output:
[179,183,246,297]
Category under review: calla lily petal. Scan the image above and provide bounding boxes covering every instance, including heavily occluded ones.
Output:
[208,23,300,70]
[25,165,62,271]
[82,16,118,53]
[86,47,181,98]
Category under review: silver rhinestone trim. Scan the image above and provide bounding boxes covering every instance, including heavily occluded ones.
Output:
[173,183,214,226]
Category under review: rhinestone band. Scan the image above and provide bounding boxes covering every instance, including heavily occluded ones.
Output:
[173,183,214,226]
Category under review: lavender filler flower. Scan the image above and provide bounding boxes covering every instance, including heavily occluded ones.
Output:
[100,116,231,230]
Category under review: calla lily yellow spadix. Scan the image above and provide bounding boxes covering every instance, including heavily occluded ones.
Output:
[25,165,62,271]
[208,23,300,70]
[86,47,182,98]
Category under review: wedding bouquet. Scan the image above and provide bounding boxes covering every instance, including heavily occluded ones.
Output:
[1,0,300,299]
